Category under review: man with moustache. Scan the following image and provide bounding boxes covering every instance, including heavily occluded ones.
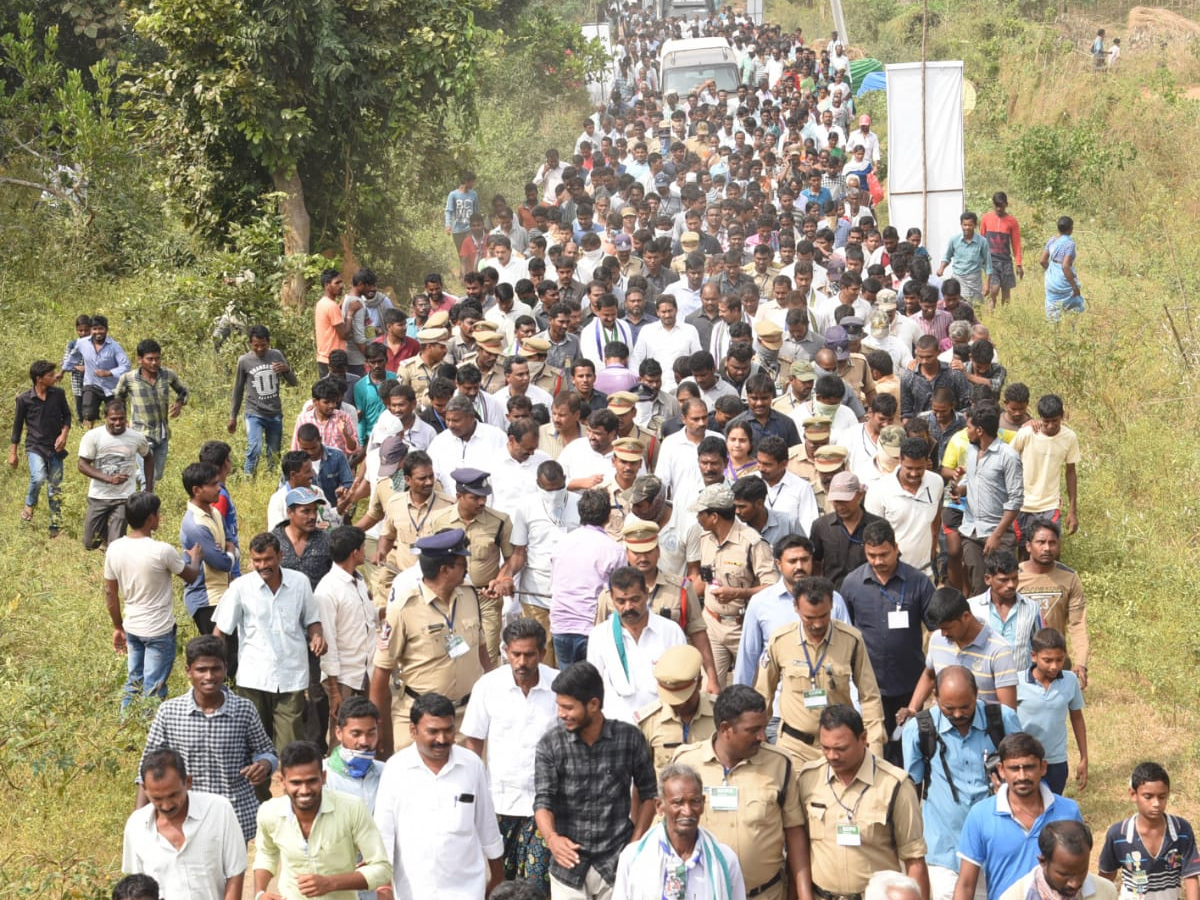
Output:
[999,822,1116,900]
[462,619,560,891]
[374,693,504,900]
[587,566,687,725]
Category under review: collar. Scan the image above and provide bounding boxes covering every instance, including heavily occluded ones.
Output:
[960,623,993,651]
[933,700,996,735]
[329,564,363,585]
[995,782,1055,817]
[826,752,877,787]
[1026,665,1065,683]
[283,791,333,822]
[186,686,231,716]
[507,663,556,694]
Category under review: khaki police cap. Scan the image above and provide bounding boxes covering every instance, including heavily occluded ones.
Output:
[417,327,450,344]
[814,444,850,472]
[622,519,660,552]
[613,437,646,461]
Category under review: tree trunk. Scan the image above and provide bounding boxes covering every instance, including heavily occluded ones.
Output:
[273,167,311,309]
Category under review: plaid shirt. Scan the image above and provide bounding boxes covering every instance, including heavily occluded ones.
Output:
[534,718,658,888]
[139,687,278,842]
[290,405,356,455]
[114,367,189,442]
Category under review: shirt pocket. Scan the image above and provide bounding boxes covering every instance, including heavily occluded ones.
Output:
[440,794,476,835]
[806,800,829,840]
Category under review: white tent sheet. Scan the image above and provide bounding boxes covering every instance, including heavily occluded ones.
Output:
[885,61,964,263]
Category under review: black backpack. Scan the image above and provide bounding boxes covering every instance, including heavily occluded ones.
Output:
[915,703,1005,803]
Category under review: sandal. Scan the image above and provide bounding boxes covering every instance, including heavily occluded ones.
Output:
[20,507,33,522]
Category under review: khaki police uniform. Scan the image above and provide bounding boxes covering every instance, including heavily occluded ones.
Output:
[527,360,565,397]
[698,519,777,685]
[599,474,636,542]
[756,620,886,765]
[460,353,506,394]
[839,354,875,403]
[635,692,718,769]
[377,491,454,593]
[797,753,928,898]
[398,356,439,407]
[671,739,803,900]
[428,504,514,667]
[537,422,579,459]
[375,580,484,749]
[617,423,660,470]
[596,572,705,638]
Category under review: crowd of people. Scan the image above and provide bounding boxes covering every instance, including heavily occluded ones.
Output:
[5,3,1173,900]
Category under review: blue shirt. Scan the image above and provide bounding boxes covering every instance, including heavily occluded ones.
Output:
[901,701,1022,871]
[729,409,801,449]
[942,232,993,276]
[733,580,850,688]
[1015,667,1084,764]
[445,188,479,233]
[312,445,354,507]
[925,624,1018,704]
[840,561,936,698]
[958,783,1083,900]
[800,187,832,210]
[68,336,131,393]
[180,506,234,616]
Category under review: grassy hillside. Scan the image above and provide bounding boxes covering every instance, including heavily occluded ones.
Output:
[2,1,1200,894]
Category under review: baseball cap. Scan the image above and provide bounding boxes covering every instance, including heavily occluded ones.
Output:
[377,435,408,478]
[827,471,862,501]
[879,425,906,457]
[690,484,735,512]
[285,486,326,508]
[629,475,663,505]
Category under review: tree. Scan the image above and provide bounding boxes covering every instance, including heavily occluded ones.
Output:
[127,0,482,307]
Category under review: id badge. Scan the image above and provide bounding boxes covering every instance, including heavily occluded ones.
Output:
[709,786,739,811]
[445,633,469,659]
[804,688,829,709]
[836,823,862,846]
[888,609,909,629]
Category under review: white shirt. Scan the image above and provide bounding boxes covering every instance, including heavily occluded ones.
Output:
[315,565,378,691]
[510,491,580,604]
[579,318,634,366]
[862,332,913,371]
[845,423,882,482]
[455,390,506,430]
[213,569,320,693]
[494,382,554,411]
[428,423,509,495]
[557,439,614,483]
[789,399,860,443]
[460,664,560,816]
[758,471,821,535]
[587,612,686,723]
[613,829,747,900]
[489,449,551,514]
[122,791,246,900]
[662,284,702,319]
[484,300,534,343]
[104,536,186,638]
[655,429,722,513]
[863,469,944,572]
[374,745,505,900]
[629,321,702,390]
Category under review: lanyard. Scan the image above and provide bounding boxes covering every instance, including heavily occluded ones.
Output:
[829,756,874,822]
[878,578,907,610]
[408,495,436,534]
[435,595,458,633]
[800,629,831,685]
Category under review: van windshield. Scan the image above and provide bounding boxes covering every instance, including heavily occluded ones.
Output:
[662,65,740,95]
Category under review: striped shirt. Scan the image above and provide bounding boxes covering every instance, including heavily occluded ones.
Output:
[926,623,1017,703]
[968,589,1043,674]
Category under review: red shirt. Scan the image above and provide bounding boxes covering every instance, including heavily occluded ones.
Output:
[373,335,419,373]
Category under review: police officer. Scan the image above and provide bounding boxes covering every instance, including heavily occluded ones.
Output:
[369,528,490,757]
[756,576,886,765]
[608,391,660,469]
[798,705,930,900]
[688,483,777,687]
[596,520,721,693]
[635,645,717,770]
[398,327,450,408]
[462,328,508,393]
[788,415,833,486]
[518,337,566,397]
[671,685,811,900]
[811,445,851,514]
[598,436,644,541]
[372,450,453,594]
[428,468,518,668]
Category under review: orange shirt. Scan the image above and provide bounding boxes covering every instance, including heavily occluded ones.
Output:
[314,296,345,363]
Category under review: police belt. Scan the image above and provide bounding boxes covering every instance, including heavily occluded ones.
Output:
[404,685,471,708]
[814,886,863,900]
[781,722,815,744]
[747,871,784,898]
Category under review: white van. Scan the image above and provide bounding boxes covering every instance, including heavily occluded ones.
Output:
[658,36,740,98]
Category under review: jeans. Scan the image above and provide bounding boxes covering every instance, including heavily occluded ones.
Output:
[122,626,177,711]
[243,414,283,475]
[135,439,169,488]
[553,633,590,668]
[25,452,64,531]
[1044,761,1069,794]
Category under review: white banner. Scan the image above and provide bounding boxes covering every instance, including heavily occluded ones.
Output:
[830,0,849,50]
[885,61,964,265]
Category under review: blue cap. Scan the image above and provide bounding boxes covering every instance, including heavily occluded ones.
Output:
[451,468,492,496]
[285,486,326,507]
[414,528,471,557]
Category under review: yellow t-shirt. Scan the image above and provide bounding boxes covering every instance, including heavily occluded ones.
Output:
[1010,424,1081,512]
